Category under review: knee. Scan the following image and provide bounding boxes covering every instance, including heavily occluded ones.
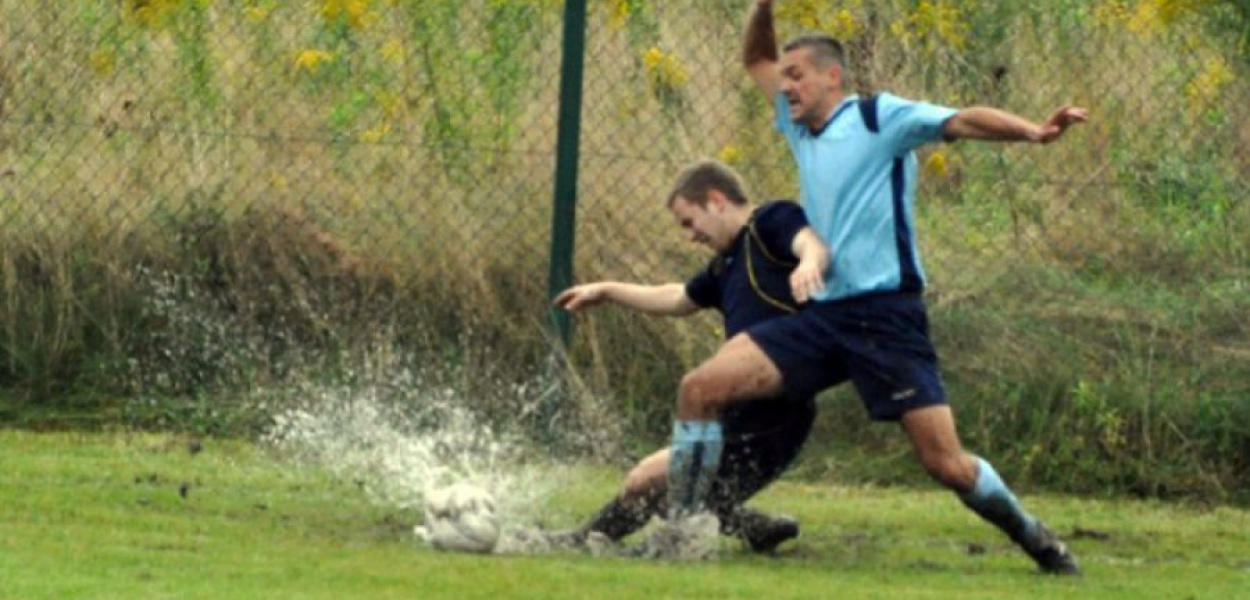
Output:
[919,452,977,493]
[623,464,663,498]
[678,371,721,420]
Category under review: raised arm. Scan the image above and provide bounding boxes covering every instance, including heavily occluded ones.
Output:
[743,0,781,98]
[553,282,699,317]
[942,105,1089,144]
[788,226,829,304]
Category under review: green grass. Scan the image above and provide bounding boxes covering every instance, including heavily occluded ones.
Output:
[1,430,1246,599]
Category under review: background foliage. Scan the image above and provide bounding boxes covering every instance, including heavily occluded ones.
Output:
[0,0,1245,501]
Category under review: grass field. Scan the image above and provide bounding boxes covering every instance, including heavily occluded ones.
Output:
[1,429,1246,600]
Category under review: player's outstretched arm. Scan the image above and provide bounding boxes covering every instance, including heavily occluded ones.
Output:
[743,0,781,98]
[942,105,1089,144]
[553,282,698,316]
[788,227,829,304]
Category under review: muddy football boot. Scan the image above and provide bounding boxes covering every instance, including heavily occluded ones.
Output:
[1021,522,1081,575]
[728,507,800,554]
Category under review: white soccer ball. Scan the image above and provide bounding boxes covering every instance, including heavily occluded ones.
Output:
[417,483,501,554]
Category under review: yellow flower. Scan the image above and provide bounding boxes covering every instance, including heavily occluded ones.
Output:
[717,145,744,166]
[775,0,865,40]
[126,0,182,29]
[244,6,270,22]
[908,1,967,50]
[608,0,632,30]
[380,39,406,65]
[889,19,909,41]
[642,47,663,70]
[1184,57,1234,108]
[1126,1,1167,35]
[776,0,824,27]
[1098,0,1213,36]
[374,90,405,120]
[1092,1,1132,28]
[322,0,375,30]
[359,123,391,144]
[829,9,863,41]
[642,47,688,90]
[89,49,117,77]
[924,149,949,178]
[295,49,334,71]
[1154,0,1215,24]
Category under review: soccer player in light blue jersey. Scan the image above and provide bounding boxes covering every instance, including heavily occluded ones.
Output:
[655,0,1089,575]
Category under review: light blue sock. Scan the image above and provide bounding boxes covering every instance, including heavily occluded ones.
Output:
[959,457,1039,544]
[689,421,723,508]
[666,420,723,519]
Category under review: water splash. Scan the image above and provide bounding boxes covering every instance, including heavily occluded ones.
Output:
[262,376,566,527]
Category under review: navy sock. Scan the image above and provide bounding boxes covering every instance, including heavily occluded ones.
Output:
[583,495,654,541]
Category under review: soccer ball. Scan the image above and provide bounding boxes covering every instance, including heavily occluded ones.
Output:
[416,483,501,554]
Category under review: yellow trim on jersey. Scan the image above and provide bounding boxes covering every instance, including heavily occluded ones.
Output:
[744,214,798,314]
[747,217,797,268]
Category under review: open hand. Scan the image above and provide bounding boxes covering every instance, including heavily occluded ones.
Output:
[552,284,606,312]
[789,262,825,304]
[1036,105,1089,144]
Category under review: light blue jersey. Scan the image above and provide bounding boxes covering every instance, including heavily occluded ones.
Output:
[774,92,957,302]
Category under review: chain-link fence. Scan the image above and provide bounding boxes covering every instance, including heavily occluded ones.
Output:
[1,1,1246,465]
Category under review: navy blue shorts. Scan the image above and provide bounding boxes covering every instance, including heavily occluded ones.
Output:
[746,292,946,421]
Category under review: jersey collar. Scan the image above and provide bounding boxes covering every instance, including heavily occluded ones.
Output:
[808,95,860,137]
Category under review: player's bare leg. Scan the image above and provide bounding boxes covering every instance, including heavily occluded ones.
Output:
[902,405,1080,575]
[677,333,785,420]
[899,405,978,491]
[668,334,784,519]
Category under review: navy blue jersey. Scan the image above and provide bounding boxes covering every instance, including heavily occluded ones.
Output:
[685,201,807,333]
[684,201,816,434]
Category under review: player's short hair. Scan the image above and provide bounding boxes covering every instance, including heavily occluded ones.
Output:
[783,34,846,70]
[667,160,750,208]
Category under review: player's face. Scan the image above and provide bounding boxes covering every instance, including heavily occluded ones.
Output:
[779,47,841,130]
[670,195,730,252]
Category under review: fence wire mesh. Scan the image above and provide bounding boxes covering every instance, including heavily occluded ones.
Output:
[0,1,1245,407]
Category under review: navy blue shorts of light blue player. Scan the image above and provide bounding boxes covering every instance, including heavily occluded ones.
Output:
[747,291,946,421]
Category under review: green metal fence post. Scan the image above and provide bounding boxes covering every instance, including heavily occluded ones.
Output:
[546,0,586,348]
[537,0,587,443]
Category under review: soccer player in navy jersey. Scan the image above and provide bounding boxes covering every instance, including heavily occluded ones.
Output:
[551,159,828,553]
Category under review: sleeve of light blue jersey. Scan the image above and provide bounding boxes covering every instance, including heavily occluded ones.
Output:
[875,92,958,154]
